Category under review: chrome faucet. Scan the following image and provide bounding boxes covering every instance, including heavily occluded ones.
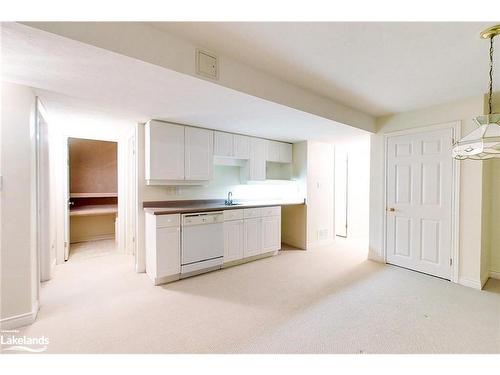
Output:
[225,191,233,205]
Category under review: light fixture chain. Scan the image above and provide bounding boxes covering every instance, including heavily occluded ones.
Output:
[488,35,494,115]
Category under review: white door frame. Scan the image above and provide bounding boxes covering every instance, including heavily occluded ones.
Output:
[35,98,53,280]
[126,130,137,258]
[382,121,461,283]
[58,134,124,263]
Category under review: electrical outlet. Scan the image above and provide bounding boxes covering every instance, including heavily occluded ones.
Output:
[317,228,329,240]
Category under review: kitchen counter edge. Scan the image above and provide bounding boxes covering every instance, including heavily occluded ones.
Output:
[143,201,305,215]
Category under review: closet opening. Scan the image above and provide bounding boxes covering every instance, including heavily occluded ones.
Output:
[67,138,118,261]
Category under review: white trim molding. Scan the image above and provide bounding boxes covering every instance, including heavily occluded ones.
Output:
[489,271,500,280]
[70,233,115,244]
[0,301,39,330]
[368,250,385,263]
[458,277,483,290]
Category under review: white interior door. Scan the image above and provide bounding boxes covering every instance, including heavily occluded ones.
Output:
[386,127,454,280]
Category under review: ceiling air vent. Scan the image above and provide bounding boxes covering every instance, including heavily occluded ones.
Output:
[195,49,218,80]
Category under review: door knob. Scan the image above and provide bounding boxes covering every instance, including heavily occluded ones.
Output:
[387,207,395,212]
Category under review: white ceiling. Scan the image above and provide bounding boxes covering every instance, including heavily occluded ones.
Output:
[1,23,367,143]
[152,22,499,116]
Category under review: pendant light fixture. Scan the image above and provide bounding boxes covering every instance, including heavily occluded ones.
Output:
[452,25,500,160]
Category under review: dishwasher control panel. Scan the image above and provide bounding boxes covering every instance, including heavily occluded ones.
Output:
[182,211,223,226]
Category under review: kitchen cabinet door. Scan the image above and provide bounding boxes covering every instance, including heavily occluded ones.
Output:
[234,134,251,159]
[214,131,233,157]
[244,217,263,258]
[266,140,281,162]
[185,127,214,181]
[262,215,281,252]
[224,219,244,262]
[156,226,181,278]
[249,138,267,181]
[279,142,293,163]
[145,120,184,181]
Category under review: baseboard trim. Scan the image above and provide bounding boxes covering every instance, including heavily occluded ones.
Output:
[153,274,180,286]
[458,277,482,290]
[70,234,114,244]
[151,251,279,286]
[489,271,500,280]
[0,301,39,330]
[222,250,276,269]
[281,237,306,250]
[368,251,385,263]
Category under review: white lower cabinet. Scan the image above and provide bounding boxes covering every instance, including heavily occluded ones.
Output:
[224,219,244,262]
[147,207,281,284]
[156,226,181,277]
[262,215,281,252]
[243,217,264,258]
[145,213,181,285]
[241,206,281,259]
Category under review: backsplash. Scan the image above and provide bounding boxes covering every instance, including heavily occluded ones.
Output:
[142,166,303,202]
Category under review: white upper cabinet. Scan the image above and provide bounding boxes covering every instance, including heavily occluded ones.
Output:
[279,142,293,163]
[185,127,213,181]
[145,120,185,181]
[214,132,251,160]
[214,131,233,157]
[233,135,250,159]
[146,120,291,184]
[249,138,267,181]
[266,141,281,162]
[145,121,213,184]
[267,140,292,163]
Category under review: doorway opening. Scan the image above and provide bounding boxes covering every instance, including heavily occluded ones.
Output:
[67,138,118,261]
[333,135,370,249]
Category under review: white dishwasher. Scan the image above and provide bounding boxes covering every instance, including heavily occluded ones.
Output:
[181,211,224,277]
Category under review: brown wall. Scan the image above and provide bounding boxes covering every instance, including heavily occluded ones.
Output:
[70,215,115,243]
[69,138,117,194]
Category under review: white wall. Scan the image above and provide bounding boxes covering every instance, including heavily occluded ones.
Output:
[489,159,500,276]
[0,82,38,328]
[369,95,485,287]
[47,110,135,263]
[306,141,335,248]
[481,159,492,284]
[486,93,500,278]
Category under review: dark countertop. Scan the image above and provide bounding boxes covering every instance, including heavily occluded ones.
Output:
[143,199,305,215]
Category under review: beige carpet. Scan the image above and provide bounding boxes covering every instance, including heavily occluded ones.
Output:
[69,239,116,260]
[7,240,500,353]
